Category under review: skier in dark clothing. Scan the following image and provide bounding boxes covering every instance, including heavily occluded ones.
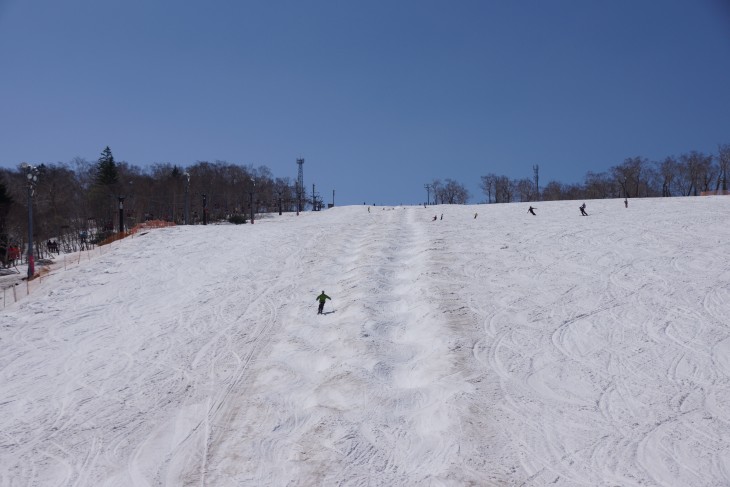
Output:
[528,206,536,215]
[580,203,588,216]
[624,198,628,208]
[316,291,331,315]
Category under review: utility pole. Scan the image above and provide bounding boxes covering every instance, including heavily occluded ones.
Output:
[533,165,540,201]
[424,184,431,206]
[118,196,125,234]
[250,178,255,224]
[296,158,304,212]
[202,194,208,225]
[332,189,335,208]
[184,172,190,224]
[21,163,38,279]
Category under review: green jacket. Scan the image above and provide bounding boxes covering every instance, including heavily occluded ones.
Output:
[316,293,331,304]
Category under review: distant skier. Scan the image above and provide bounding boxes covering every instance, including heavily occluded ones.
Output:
[440,214,443,220]
[432,215,437,221]
[579,203,588,216]
[316,291,331,315]
[624,198,628,208]
[474,213,478,219]
[368,206,370,213]
[528,206,536,216]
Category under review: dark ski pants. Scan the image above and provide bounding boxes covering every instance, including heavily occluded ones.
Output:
[318,302,325,314]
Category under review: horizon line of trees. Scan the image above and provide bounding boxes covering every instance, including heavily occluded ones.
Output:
[425,144,728,205]
[1,144,728,262]
[0,147,315,261]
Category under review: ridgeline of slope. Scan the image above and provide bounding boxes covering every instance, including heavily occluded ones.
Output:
[1,197,730,486]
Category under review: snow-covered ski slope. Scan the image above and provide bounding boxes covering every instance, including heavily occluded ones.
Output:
[2,197,730,486]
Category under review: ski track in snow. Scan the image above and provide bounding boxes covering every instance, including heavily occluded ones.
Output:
[1,197,730,486]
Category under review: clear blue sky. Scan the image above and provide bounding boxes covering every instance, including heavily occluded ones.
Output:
[1,0,729,205]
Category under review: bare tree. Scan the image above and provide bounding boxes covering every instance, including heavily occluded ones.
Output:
[678,151,713,196]
[718,144,730,192]
[440,179,470,204]
[494,176,514,203]
[273,177,295,213]
[611,157,648,198]
[583,171,615,199]
[429,179,443,205]
[699,156,718,193]
[541,180,564,201]
[515,178,535,202]
[659,157,678,197]
[31,163,85,254]
[479,173,497,203]
[479,174,497,203]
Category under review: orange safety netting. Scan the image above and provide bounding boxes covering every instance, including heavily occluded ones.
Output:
[129,220,177,234]
[99,220,177,246]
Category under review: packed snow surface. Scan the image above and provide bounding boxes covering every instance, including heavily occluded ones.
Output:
[2,197,730,486]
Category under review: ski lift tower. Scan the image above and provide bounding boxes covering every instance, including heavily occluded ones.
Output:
[296,158,305,212]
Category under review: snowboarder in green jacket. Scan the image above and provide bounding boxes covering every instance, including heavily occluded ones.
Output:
[316,291,331,315]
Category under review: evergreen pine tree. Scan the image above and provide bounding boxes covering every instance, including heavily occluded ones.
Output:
[96,146,119,187]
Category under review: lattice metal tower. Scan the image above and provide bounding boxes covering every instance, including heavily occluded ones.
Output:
[296,158,305,212]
